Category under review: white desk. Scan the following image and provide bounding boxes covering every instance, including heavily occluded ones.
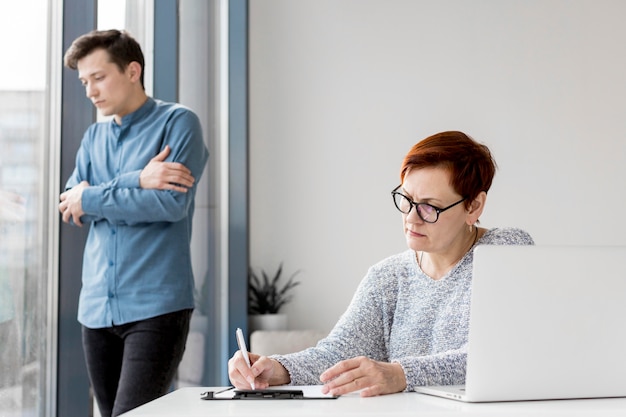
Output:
[121,387,626,417]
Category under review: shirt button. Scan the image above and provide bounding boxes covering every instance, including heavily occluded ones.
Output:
[108,261,114,267]
[108,292,114,298]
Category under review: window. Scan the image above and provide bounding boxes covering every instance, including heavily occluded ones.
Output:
[1,3,238,415]
[98,0,154,97]
[0,0,52,415]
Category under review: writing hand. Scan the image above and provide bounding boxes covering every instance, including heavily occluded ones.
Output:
[227,351,290,390]
[139,145,195,192]
[320,356,407,397]
[59,181,90,226]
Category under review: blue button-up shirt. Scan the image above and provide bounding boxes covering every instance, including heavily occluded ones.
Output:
[65,98,208,328]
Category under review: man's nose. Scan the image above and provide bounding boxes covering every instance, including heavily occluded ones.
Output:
[85,82,97,98]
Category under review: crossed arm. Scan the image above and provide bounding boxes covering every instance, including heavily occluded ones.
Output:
[59,145,194,226]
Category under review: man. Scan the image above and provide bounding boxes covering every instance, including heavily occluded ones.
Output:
[59,29,208,417]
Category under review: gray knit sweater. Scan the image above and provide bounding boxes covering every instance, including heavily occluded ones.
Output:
[274,227,534,391]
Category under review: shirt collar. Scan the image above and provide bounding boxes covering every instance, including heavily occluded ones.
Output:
[112,97,155,127]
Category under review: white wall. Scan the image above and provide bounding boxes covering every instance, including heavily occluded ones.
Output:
[249,0,626,333]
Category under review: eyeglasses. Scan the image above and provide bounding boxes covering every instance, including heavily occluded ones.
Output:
[391,185,466,224]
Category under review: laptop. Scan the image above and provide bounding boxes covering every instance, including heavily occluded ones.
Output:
[415,245,626,402]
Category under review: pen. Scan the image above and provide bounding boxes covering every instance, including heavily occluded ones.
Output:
[235,327,255,390]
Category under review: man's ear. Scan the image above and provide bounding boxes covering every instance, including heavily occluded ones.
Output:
[127,61,142,83]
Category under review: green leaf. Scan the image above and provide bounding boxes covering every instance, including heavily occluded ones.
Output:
[248,262,301,314]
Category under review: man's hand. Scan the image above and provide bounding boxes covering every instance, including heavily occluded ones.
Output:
[319,356,407,397]
[59,181,90,226]
[139,145,195,192]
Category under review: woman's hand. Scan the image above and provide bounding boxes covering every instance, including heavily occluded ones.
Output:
[320,356,407,397]
[228,351,290,390]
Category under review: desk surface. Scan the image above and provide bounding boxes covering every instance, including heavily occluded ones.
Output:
[120,387,626,417]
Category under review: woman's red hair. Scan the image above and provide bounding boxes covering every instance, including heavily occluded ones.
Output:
[400,131,497,209]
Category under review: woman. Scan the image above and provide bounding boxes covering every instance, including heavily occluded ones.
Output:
[228,131,533,397]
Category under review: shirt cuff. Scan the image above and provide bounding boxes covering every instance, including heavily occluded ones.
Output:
[81,186,103,218]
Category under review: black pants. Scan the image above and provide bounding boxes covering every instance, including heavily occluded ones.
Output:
[82,309,192,417]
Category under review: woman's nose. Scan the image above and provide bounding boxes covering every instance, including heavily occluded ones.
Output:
[405,206,424,224]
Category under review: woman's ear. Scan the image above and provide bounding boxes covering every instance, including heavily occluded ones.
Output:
[467,191,487,225]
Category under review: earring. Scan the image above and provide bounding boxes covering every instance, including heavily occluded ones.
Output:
[469,224,473,233]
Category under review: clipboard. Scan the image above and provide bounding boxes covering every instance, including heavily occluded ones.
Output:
[201,386,338,400]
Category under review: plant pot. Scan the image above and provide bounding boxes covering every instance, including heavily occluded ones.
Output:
[248,313,288,333]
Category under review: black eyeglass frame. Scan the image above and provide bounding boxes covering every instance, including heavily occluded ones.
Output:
[391,185,466,224]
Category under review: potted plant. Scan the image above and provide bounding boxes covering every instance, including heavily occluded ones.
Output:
[248,262,300,333]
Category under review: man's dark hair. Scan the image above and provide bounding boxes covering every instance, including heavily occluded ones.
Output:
[64,29,145,88]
